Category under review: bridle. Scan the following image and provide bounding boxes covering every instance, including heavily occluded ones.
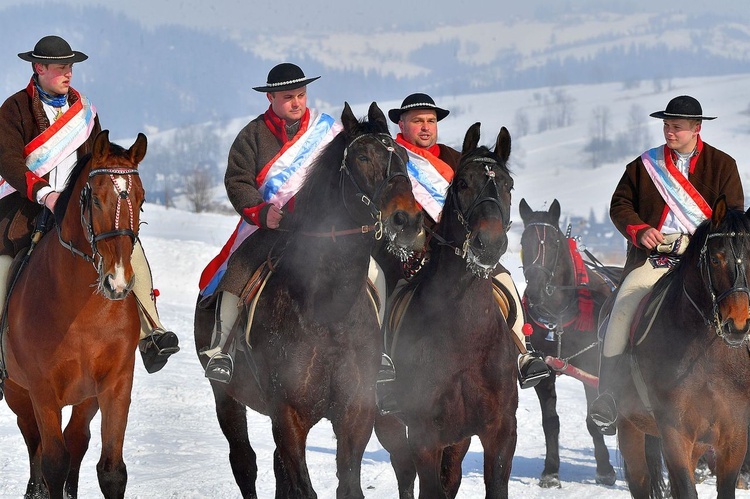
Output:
[301,132,409,241]
[430,157,509,277]
[58,167,140,272]
[684,229,750,347]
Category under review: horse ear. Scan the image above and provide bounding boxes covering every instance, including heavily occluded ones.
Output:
[129,133,148,166]
[711,194,727,227]
[341,102,358,134]
[519,198,532,222]
[494,126,511,163]
[461,122,481,156]
[93,130,111,159]
[368,102,388,133]
[549,199,561,222]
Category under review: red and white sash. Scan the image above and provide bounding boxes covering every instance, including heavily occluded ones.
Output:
[640,144,712,233]
[395,134,454,222]
[0,88,97,200]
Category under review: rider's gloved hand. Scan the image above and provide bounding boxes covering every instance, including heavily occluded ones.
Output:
[243,202,283,229]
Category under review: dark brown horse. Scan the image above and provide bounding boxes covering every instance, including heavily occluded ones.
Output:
[374,123,517,499]
[2,131,146,498]
[616,196,750,499]
[193,102,422,498]
[518,198,621,488]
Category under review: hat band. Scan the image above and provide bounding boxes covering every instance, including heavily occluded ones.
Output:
[663,112,703,118]
[31,52,76,60]
[400,102,438,110]
[265,76,309,88]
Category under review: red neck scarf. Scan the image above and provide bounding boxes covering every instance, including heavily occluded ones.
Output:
[263,106,310,144]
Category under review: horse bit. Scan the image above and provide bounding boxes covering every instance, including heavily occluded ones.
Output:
[58,168,140,271]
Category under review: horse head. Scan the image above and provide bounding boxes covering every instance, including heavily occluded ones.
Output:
[337,102,423,259]
[57,130,146,300]
[518,198,576,313]
[687,195,750,346]
[439,122,513,278]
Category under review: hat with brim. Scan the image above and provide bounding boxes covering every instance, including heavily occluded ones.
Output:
[649,95,716,120]
[18,35,88,64]
[388,93,450,124]
[252,63,320,92]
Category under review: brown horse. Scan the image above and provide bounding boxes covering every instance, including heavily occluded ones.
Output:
[518,198,620,487]
[374,123,517,499]
[616,196,750,499]
[1,131,146,498]
[193,102,422,498]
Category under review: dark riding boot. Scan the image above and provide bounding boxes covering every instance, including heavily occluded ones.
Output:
[518,349,551,389]
[205,352,234,383]
[589,354,625,436]
[376,354,399,415]
[139,328,180,374]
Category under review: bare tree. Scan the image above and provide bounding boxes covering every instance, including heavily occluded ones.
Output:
[514,108,530,138]
[184,168,214,213]
[586,105,613,168]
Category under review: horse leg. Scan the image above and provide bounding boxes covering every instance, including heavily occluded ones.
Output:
[211,385,258,498]
[533,374,561,488]
[713,432,747,499]
[33,400,69,498]
[5,382,47,497]
[408,439,446,499]
[272,404,315,499]
[659,427,699,499]
[737,430,750,490]
[478,416,516,499]
[63,398,100,498]
[617,419,652,499]
[440,438,470,498]
[373,414,416,499]
[583,383,616,485]
[330,399,376,499]
[95,379,135,499]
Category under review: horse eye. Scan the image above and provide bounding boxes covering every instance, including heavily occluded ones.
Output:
[357,154,369,162]
[457,178,468,189]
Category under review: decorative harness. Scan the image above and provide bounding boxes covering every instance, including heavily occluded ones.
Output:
[58,167,140,272]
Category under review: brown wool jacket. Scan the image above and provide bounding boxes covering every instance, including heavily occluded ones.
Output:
[0,84,101,256]
[610,139,744,276]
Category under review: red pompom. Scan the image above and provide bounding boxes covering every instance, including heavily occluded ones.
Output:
[522,323,534,336]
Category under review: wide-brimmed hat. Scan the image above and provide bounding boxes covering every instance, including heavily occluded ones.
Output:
[18,35,88,64]
[388,93,450,124]
[252,63,320,92]
[649,95,716,120]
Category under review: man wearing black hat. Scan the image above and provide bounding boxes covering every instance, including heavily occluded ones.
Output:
[386,93,550,391]
[0,36,180,382]
[198,62,340,382]
[589,95,744,435]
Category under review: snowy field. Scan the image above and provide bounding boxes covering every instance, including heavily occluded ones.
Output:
[0,203,735,498]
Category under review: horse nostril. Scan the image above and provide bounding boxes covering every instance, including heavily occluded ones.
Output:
[393,210,407,229]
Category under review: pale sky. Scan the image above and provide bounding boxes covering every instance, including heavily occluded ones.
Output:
[5,0,749,34]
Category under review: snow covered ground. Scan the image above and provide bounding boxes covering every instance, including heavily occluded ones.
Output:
[0,203,734,498]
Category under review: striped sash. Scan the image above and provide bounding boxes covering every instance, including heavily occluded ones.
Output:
[396,135,454,222]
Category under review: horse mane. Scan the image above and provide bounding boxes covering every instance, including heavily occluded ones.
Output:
[655,208,750,299]
[287,116,387,230]
[53,152,92,224]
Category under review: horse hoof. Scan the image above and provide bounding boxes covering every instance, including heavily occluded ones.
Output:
[596,469,617,486]
[538,473,561,488]
[736,472,750,489]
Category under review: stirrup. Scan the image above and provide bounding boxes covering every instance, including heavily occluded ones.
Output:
[376,354,399,415]
[518,352,550,389]
[205,352,233,383]
[589,392,618,436]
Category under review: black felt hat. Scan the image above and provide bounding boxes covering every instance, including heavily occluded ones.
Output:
[252,63,320,92]
[18,35,88,64]
[388,93,450,124]
[649,95,716,120]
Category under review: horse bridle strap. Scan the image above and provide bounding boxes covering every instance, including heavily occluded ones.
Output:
[300,224,378,240]
[58,167,140,266]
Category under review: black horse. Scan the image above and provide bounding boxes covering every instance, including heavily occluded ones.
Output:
[519,198,621,488]
[375,123,518,499]
[193,102,423,498]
